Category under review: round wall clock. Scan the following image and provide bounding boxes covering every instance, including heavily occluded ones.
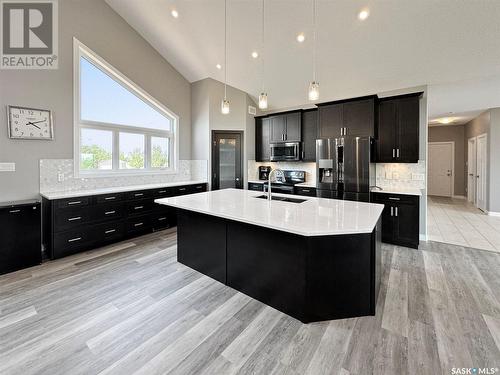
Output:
[7,105,54,140]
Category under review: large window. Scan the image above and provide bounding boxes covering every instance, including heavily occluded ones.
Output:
[74,39,178,176]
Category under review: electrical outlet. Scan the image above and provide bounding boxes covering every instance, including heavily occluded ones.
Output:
[58,173,65,182]
[0,162,15,172]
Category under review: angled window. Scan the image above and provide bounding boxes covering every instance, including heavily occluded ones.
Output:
[74,38,178,176]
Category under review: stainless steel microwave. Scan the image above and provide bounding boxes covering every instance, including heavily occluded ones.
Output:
[270,142,301,161]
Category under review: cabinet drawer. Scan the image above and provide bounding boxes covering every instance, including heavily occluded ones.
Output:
[189,184,207,193]
[126,216,152,234]
[153,187,173,198]
[371,192,418,205]
[152,211,172,230]
[126,190,152,200]
[173,185,190,195]
[55,197,90,209]
[54,207,91,232]
[53,228,93,258]
[92,202,125,222]
[248,182,264,191]
[294,186,316,196]
[126,200,153,216]
[95,221,125,243]
[95,193,124,204]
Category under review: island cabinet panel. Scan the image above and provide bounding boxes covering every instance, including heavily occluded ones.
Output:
[177,210,227,284]
[226,221,308,322]
[43,182,207,260]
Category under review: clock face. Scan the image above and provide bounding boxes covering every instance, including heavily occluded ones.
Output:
[8,106,53,140]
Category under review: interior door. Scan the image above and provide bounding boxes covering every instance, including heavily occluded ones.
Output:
[428,142,453,197]
[476,134,487,211]
[467,137,477,203]
[212,131,243,190]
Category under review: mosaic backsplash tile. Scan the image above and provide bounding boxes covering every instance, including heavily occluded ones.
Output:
[375,161,426,190]
[40,159,208,193]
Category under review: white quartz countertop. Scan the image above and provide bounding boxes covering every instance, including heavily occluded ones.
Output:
[371,187,422,196]
[40,180,208,200]
[156,188,384,237]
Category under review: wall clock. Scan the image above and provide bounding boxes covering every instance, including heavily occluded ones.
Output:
[7,105,54,140]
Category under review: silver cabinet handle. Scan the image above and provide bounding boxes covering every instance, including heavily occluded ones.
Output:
[104,196,116,200]
[68,201,81,205]
[134,222,143,227]
[388,197,400,201]
[395,207,398,217]
[158,217,167,221]
[134,206,143,210]
[105,229,116,234]
[179,188,186,191]
[390,207,394,216]
[68,237,82,243]
[9,209,20,213]
[196,185,203,189]
[105,210,116,215]
[392,149,395,158]
[302,189,310,192]
[396,149,400,158]
[159,190,167,194]
[134,193,143,197]
[68,216,82,221]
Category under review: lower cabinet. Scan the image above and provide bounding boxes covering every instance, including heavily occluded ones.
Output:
[371,192,419,249]
[248,182,265,191]
[43,183,207,259]
[295,186,316,197]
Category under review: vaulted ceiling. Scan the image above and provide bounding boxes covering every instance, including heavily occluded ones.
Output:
[106,0,500,113]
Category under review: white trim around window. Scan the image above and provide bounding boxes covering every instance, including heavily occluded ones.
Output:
[73,37,179,177]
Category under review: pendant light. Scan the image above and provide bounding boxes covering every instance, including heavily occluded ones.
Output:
[258,0,268,110]
[221,0,230,114]
[308,0,319,101]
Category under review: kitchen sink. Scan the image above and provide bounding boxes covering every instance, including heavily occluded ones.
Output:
[254,195,307,203]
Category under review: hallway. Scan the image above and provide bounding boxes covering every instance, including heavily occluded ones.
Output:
[428,196,500,253]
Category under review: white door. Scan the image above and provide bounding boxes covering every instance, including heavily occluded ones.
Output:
[467,138,476,203]
[428,142,454,197]
[476,134,487,211]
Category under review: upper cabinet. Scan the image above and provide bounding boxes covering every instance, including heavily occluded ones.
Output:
[318,96,376,139]
[269,111,301,143]
[302,109,318,162]
[377,93,421,163]
[255,117,270,162]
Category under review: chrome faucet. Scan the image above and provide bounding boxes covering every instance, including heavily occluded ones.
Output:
[267,168,285,201]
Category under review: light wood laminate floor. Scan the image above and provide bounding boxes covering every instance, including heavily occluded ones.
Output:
[1,228,500,375]
[428,195,500,253]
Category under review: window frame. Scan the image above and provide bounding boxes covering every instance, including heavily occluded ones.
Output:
[73,38,179,177]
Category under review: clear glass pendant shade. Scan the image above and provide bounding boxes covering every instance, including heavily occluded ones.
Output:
[258,93,268,109]
[308,81,319,101]
[221,99,230,114]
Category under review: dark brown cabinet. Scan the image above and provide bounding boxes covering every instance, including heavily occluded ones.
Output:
[269,111,301,143]
[371,192,419,249]
[377,93,421,163]
[43,183,207,259]
[301,109,318,162]
[248,182,264,191]
[0,200,42,275]
[318,96,376,139]
[295,186,316,197]
[255,117,270,162]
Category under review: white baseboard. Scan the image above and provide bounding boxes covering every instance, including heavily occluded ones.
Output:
[488,211,500,217]
[419,234,428,241]
[452,195,466,199]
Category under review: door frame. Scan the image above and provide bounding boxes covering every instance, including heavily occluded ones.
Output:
[467,137,477,203]
[211,130,244,191]
[428,141,455,197]
[476,133,488,212]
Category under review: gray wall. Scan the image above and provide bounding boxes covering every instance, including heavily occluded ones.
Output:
[191,78,259,189]
[428,125,466,196]
[0,0,191,201]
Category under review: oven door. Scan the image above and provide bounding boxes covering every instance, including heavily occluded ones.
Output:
[270,143,300,161]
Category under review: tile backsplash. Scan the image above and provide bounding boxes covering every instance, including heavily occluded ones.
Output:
[40,159,208,193]
[375,161,426,190]
[248,160,316,183]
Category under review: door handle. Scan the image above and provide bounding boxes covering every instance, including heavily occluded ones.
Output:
[396,149,400,158]
[392,149,395,158]
[236,178,240,181]
[390,206,394,216]
[395,207,398,217]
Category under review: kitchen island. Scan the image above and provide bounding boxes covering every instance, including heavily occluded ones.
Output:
[155,189,384,323]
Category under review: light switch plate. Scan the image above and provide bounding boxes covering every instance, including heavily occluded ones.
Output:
[0,162,15,172]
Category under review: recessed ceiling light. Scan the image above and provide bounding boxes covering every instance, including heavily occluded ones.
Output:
[358,9,369,20]
[171,9,179,18]
[216,64,222,70]
[297,33,305,43]
[251,51,259,59]
[438,117,454,124]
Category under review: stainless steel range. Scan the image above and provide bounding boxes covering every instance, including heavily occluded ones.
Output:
[263,170,306,195]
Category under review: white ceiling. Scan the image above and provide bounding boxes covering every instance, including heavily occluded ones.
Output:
[106,0,500,112]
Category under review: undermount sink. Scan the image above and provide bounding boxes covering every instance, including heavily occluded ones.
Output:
[254,195,307,203]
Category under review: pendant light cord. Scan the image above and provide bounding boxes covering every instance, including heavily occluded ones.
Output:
[261,0,265,92]
[312,0,316,82]
[224,0,227,100]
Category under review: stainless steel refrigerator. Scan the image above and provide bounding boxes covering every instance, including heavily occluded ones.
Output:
[316,136,375,202]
